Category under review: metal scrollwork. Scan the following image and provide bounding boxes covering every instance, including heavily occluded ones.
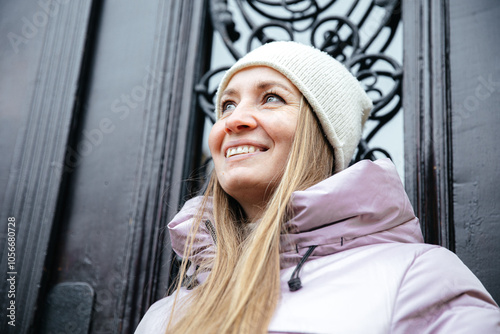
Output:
[197,0,403,169]
[311,16,360,61]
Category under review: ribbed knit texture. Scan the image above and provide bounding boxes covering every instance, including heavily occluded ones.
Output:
[215,41,373,172]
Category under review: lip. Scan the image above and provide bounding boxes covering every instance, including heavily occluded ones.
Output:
[222,140,269,159]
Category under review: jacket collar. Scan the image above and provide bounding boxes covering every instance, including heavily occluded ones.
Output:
[280,158,423,268]
[168,159,423,270]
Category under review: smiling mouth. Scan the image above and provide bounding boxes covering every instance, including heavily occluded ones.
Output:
[225,145,266,158]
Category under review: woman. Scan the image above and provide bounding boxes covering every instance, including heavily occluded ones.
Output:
[136,42,500,333]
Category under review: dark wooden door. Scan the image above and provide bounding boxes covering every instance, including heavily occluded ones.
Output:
[0,1,210,332]
[403,0,500,301]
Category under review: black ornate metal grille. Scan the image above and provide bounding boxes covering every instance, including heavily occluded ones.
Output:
[195,0,403,174]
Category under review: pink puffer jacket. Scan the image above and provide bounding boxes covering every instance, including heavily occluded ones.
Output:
[136,159,500,333]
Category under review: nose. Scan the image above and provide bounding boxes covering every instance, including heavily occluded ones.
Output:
[224,104,258,134]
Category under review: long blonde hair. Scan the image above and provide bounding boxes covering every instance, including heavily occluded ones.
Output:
[167,97,334,333]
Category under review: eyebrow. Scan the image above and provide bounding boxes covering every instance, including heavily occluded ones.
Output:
[220,80,296,99]
[255,80,295,93]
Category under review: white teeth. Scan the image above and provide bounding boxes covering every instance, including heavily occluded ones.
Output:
[226,145,259,158]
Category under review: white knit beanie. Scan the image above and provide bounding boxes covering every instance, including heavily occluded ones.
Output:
[215,41,373,172]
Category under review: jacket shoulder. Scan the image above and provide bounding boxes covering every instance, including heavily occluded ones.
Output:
[134,296,173,334]
[135,288,191,334]
[391,246,500,333]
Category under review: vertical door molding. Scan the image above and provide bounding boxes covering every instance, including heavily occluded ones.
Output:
[0,1,97,333]
[120,1,210,332]
[402,0,454,249]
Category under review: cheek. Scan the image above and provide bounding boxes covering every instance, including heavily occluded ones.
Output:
[274,120,297,146]
[278,122,297,161]
[208,123,225,156]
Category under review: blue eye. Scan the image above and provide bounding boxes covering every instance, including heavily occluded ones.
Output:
[222,101,236,112]
[265,94,284,104]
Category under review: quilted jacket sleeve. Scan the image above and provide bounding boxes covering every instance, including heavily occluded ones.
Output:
[391,247,500,333]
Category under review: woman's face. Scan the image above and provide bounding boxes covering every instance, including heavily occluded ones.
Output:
[209,66,301,219]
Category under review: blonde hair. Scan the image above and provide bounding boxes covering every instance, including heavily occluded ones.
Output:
[167,97,334,333]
